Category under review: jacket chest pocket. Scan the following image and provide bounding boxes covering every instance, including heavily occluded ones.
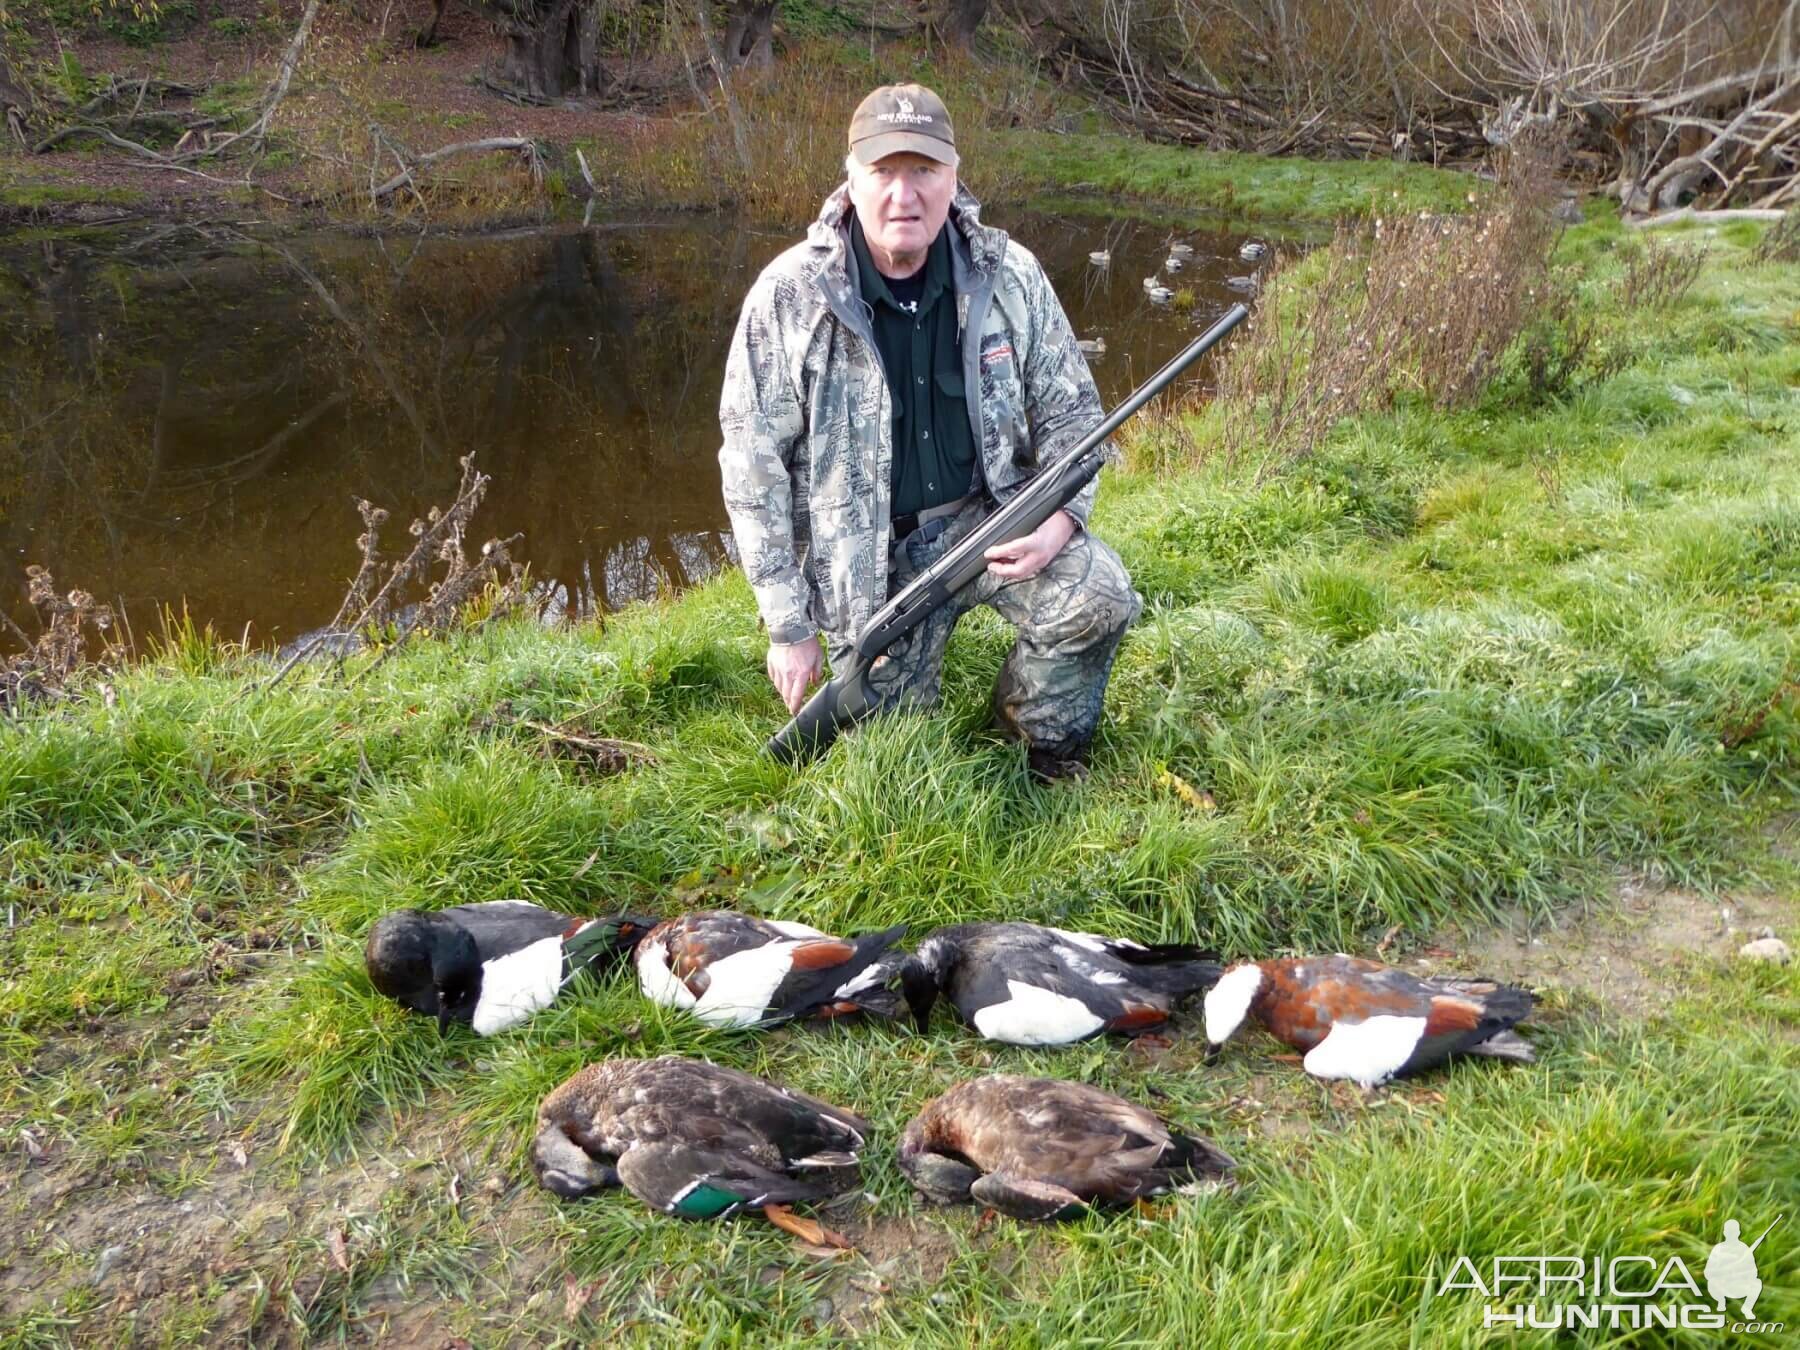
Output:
[977,334,1033,470]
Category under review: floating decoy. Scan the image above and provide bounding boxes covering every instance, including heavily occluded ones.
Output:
[1167,242,1196,259]
[1088,250,1111,267]
[365,902,654,1036]
[1076,336,1106,357]
[533,1056,869,1218]
[1223,274,1259,293]
[1203,955,1536,1089]
[898,1075,1235,1220]
[635,910,904,1028]
[1239,240,1268,262]
[900,921,1222,1046]
[1164,255,1185,273]
[1142,275,1159,291]
[1146,284,1175,303]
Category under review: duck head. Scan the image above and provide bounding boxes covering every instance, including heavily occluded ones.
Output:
[1201,962,1265,1061]
[430,926,485,1036]
[365,909,478,1019]
[898,952,943,1034]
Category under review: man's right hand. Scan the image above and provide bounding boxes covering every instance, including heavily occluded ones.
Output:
[766,635,824,715]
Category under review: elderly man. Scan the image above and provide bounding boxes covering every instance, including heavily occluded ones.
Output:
[717,83,1141,782]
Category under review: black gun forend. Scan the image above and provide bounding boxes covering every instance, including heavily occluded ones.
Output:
[766,303,1251,766]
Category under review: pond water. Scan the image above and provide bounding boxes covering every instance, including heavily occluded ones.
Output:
[0,207,1271,652]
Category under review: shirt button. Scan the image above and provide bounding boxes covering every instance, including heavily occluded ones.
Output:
[917,375,925,385]
[922,431,930,440]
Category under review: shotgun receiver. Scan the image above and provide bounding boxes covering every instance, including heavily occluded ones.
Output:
[768,302,1251,764]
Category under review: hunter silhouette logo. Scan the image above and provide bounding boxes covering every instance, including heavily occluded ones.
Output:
[1439,1214,1785,1334]
[1708,1217,1781,1320]
[877,96,933,126]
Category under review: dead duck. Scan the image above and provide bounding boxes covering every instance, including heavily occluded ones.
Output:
[365,902,654,1035]
[898,1075,1235,1220]
[900,922,1222,1046]
[634,910,905,1029]
[533,1056,869,1219]
[1203,955,1535,1089]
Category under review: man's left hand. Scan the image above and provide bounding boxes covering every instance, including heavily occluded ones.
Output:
[983,509,1077,581]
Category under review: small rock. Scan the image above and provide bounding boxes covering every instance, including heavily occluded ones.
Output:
[92,1244,127,1286]
[809,1298,834,1323]
[482,1175,506,1197]
[1738,936,1791,964]
[1552,197,1584,225]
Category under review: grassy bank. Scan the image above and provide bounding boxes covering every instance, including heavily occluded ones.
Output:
[2,189,1797,1344]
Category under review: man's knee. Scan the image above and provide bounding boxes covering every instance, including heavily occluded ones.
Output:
[1024,535,1141,648]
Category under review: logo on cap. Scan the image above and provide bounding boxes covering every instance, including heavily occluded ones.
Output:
[877,95,933,126]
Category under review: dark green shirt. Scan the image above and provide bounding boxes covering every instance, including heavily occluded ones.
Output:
[849,216,977,519]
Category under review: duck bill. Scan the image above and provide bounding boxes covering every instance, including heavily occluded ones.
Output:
[437,1006,454,1038]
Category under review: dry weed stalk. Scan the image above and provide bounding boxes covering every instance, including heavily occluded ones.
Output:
[1752,211,1800,262]
[1617,239,1706,308]
[1,566,119,711]
[264,455,528,689]
[1219,143,1563,476]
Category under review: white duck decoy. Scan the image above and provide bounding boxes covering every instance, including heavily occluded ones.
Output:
[1076,336,1106,357]
[1146,284,1175,304]
[1164,256,1185,273]
[1142,275,1159,292]
[1088,250,1111,267]
[1239,241,1268,262]
[1167,242,1195,260]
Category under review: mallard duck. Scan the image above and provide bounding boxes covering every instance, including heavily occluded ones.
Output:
[533,1056,869,1218]
[1239,240,1268,262]
[899,1075,1234,1220]
[365,902,654,1035]
[634,910,904,1028]
[899,921,1222,1045]
[1203,955,1535,1089]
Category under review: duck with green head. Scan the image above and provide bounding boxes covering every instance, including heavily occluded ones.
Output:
[532,1056,870,1220]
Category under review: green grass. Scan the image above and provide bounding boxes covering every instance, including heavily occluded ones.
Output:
[1008,131,1484,222]
[2,194,1797,1345]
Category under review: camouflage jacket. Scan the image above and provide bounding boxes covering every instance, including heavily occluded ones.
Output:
[717,183,1107,647]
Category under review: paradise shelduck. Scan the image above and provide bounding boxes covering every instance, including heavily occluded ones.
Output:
[898,921,1224,1046]
[634,910,905,1029]
[365,901,655,1036]
[898,1075,1235,1221]
[532,1056,869,1220]
[1202,955,1536,1089]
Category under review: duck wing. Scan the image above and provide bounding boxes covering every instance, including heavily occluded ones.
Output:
[969,1172,1087,1221]
[943,925,1187,1042]
[440,900,574,957]
[616,1142,852,1219]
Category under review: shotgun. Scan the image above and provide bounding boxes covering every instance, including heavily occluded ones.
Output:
[768,302,1250,764]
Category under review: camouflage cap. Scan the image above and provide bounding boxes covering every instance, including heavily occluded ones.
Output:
[848,83,957,167]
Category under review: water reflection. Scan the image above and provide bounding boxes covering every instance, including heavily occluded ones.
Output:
[0,208,1270,651]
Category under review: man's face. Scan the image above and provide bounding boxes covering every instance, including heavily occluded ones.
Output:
[848,152,956,267]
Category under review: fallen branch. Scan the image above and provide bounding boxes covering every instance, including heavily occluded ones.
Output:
[368,136,540,201]
[1626,206,1788,227]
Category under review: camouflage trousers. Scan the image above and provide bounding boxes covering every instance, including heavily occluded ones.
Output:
[830,499,1143,757]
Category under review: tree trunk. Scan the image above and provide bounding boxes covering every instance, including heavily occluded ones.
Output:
[477,0,598,99]
[940,0,988,49]
[721,1,777,69]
